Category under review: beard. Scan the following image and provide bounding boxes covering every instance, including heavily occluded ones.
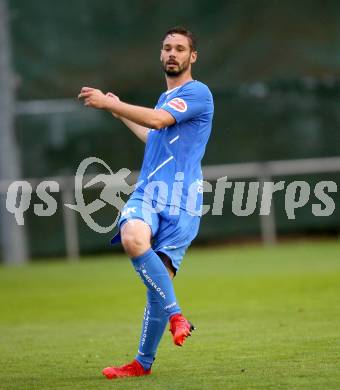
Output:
[162,57,191,77]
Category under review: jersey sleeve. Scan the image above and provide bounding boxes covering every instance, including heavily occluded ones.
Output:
[161,83,212,124]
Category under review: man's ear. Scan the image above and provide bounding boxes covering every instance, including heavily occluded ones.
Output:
[190,51,198,64]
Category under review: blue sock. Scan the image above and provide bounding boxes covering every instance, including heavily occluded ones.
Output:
[131,248,181,317]
[135,290,168,370]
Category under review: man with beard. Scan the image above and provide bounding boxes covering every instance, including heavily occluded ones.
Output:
[78,26,214,379]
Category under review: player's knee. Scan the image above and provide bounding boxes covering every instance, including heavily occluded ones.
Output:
[121,231,149,257]
[121,219,151,257]
[121,232,142,251]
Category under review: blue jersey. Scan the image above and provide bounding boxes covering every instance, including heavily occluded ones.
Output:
[132,80,214,215]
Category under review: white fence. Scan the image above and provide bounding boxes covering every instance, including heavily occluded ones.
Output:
[1,156,340,261]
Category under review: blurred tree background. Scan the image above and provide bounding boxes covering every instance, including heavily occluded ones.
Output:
[3,0,340,257]
[9,0,340,175]
[10,0,340,98]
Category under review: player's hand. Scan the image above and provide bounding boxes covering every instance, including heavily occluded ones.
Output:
[106,92,121,118]
[78,87,109,109]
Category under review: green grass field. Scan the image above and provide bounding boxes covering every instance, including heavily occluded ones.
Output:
[0,240,340,390]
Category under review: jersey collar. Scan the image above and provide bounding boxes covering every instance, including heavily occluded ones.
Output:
[165,80,196,95]
[165,86,181,95]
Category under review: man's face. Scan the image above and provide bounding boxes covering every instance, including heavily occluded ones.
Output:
[161,33,197,77]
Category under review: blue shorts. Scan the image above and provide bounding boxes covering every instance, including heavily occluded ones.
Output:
[111,197,200,271]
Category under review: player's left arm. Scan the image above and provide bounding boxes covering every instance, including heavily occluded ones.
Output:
[78,87,175,130]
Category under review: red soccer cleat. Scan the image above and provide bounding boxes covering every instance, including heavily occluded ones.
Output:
[102,359,151,379]
[169,313,195,346]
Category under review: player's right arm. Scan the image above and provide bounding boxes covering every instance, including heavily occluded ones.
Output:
[79,87,175,131]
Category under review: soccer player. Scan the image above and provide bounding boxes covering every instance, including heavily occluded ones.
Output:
[78,26,214,379]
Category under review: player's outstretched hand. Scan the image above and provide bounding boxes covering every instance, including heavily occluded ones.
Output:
[78,87,109,109]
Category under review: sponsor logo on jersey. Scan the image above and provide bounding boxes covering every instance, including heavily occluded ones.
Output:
[167,98,188,113]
